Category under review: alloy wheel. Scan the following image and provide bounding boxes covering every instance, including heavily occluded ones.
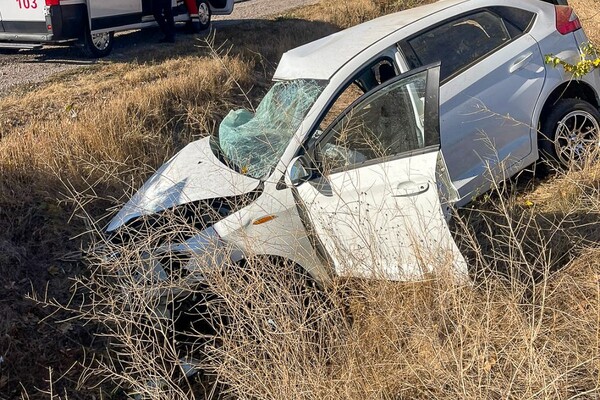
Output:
[91,32,111,51]
[198,2,210,26]
[554,110,600,165]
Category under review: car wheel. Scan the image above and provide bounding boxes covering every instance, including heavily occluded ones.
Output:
[185,0,212,33]
[539,98,600,167]
[81,27,114,58]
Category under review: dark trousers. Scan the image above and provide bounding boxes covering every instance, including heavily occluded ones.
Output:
[153,0,175,39]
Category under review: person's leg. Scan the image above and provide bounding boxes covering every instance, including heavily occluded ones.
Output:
[163,0,175,41]
[152,0,167,33]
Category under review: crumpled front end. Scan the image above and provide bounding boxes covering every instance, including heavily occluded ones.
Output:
[101,137,266,373]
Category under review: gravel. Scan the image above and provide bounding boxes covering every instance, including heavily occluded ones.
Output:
[0,0,319,96]
[216,0,318,21]
[0,48,94,95]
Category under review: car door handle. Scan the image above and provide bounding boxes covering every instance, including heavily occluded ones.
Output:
[393,181,430,197]
[509,52,533,73]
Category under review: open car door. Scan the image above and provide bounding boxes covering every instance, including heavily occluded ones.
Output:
[291,65,468,281]
[209,0,234,15]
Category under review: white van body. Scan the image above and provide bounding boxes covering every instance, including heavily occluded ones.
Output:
[0,0,234,56]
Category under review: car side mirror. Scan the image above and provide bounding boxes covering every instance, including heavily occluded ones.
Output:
[285,156,311,187]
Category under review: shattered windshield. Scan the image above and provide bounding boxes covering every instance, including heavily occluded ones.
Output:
[213,79,325,179]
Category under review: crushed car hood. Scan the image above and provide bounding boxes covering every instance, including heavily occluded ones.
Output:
[107,137,261,232]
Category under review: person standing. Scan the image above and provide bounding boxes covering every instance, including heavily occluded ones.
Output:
[153,0,175,43]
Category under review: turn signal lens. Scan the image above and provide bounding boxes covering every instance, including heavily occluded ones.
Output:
[252,215,277,225]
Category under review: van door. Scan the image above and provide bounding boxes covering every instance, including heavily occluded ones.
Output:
[0,8,4,32]
[88,0,143,31]
[209,0,234,15]
[0,0,46,34]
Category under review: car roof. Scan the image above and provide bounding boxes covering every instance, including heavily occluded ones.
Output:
[273,0,468,81]
[273,0,551,81]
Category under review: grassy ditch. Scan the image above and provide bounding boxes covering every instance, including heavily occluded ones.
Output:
[0,0,599,398]
[0,12,341,400]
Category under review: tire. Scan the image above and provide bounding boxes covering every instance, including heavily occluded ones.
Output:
[194,0,212,32]
[539,98,600,168]
[81,26,114,58]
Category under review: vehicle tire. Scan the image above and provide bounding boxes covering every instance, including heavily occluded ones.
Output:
[195,0,212,32]
[81,26,114,58]
[539,98,600,168]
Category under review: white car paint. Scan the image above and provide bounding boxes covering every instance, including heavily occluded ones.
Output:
[295,149,467,281]
[272,0,466,81]
[88,0,141,19]
[0,0,46,23]
[107,138,261,232]
[436,32,547,199]
[109,65,468,285]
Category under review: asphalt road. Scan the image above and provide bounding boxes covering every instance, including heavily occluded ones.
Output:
[0,0,318,95]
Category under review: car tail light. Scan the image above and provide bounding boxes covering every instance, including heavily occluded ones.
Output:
[555,5,582,35]
[45,0,60,5]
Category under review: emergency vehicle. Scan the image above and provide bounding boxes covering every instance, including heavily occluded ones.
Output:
[0,0,234,57]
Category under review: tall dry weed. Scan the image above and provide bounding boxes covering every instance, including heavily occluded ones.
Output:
[5,0,600,398]
[294,0,434,28]
[29,153,600,399]
[0,53,253,205]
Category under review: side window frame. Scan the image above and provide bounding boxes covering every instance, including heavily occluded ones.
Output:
[301,51,399,152]
[313,63,441,176]
[398,7,535,83]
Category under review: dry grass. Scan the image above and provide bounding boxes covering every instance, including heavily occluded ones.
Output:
[0,54,252,200]
[0,8,341,397]
[573,0,600,43]
[290,0,434,28]
[1,0,600,398]
[33,157,600,399]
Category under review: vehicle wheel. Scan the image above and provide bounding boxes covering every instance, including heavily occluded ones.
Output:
[81,27,114,58]
[539,98,600,167]
[188,0,212,33]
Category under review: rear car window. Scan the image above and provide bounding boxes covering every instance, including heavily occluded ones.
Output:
[489,6,536,33]
[404,8,533,81]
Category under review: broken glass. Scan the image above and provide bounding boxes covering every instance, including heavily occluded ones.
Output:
[215,79,325,179]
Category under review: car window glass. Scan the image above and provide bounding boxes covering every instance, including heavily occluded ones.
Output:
[408,11,512,81]
[318,59,397,131]
[318,70,427,173]
[489,6,535,33]
[319,83,365,130]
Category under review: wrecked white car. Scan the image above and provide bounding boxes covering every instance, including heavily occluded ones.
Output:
[107,0,600,286]
[108,63,466,285]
